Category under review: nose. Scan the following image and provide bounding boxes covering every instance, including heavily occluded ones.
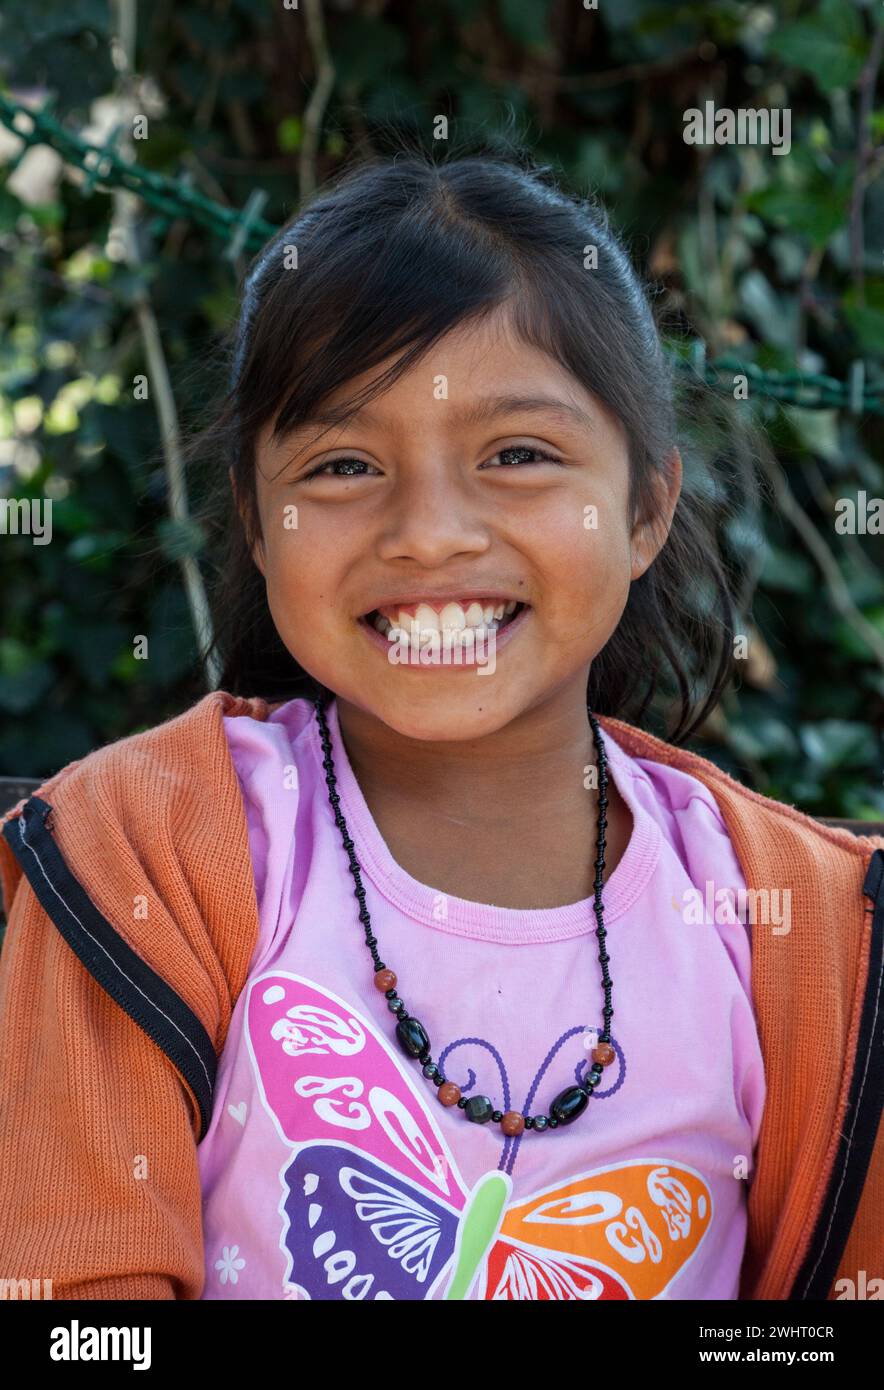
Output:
[374,460,493,568]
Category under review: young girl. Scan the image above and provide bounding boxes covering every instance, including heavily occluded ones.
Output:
[0,153,881,1303]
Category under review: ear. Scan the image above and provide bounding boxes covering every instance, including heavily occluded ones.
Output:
[229,464,267,578]
[629,446,683,581]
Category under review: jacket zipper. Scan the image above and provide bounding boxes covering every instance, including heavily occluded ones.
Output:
[2,795,217,1143]
[788,846,884,1299]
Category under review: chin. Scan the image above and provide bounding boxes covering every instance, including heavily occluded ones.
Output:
[366,688,524,743]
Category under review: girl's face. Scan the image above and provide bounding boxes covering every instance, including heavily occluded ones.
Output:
[248,305,681,742]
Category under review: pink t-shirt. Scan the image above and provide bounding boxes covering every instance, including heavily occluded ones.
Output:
[197,696,765,1301]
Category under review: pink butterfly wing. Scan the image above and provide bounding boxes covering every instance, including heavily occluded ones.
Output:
[244,971,469,1210]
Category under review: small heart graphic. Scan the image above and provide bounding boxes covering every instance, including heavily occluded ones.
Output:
[228,1101,247,1126]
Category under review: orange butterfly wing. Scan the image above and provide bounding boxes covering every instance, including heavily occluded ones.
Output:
[480,1159,712,1300]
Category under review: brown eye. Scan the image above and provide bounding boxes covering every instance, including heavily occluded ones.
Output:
[302,457,379,481]
[484,446,562,468]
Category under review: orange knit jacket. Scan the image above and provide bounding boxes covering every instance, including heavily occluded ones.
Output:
[0,690,882,1301]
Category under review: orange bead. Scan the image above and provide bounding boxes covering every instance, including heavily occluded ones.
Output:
[592,1042,615,1067]
[438,1082,461,1107]
[374,968,397,992]
[500,1111,525,1136]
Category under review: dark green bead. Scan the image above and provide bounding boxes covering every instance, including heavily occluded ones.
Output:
[464,1095,493,1124]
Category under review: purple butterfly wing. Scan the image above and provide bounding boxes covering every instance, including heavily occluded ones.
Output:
[281,1143,463,1299]
[245,972,471,1299]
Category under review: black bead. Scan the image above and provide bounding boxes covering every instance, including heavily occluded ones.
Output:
[396,1015,430,1058]
[492,1110,503,1122]
[464,1095,494,1124]
[533,1115,548,1132]
[550,1084,589,1125]
[422,1062,437,1078]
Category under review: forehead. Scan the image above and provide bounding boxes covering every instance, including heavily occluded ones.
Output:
[258,306,607,450]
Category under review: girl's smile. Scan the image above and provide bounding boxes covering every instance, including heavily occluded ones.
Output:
[357,597,532,672]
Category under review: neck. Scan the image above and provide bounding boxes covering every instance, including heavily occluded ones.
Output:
[331,682,601,830]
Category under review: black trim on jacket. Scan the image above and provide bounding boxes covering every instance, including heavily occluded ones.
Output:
[790,847,884,1300]
[2,796,217,1142]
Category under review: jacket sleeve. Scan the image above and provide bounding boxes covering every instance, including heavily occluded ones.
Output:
[0,870,207,1299]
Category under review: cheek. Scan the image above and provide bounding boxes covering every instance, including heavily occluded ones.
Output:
[537,495,634,612]
[257,530,328,645]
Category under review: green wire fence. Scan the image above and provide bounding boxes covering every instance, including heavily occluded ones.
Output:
[0,91,881,417]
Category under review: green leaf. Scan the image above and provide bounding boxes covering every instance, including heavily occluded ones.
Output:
[843,305,884,355]
[767,0,868,93]
[277,117,302,153]
[842,280,884,354]
[833,607,884,661]
[746,161,854,249]
[799,719,877,772]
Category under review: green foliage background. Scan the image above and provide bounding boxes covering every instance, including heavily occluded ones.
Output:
[0,0,882,816]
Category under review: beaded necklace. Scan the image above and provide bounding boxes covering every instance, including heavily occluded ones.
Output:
[313,691,616,1135]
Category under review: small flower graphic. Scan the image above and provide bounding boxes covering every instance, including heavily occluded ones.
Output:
[215,1245,246,1285]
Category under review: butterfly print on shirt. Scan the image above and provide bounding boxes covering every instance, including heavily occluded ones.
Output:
[243,972,712,1301]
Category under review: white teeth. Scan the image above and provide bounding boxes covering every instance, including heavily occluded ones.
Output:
[414,603,441,633]
[369,598,522,640]
[439,602,466,630]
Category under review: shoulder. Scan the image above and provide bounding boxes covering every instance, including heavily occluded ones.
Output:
[598,714,884,870]
[1,692,277,879]
[16,691,271,809]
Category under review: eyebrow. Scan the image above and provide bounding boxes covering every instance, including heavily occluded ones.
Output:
[301,392,598,434]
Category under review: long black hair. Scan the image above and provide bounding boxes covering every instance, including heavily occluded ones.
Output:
[189,145,756,742]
